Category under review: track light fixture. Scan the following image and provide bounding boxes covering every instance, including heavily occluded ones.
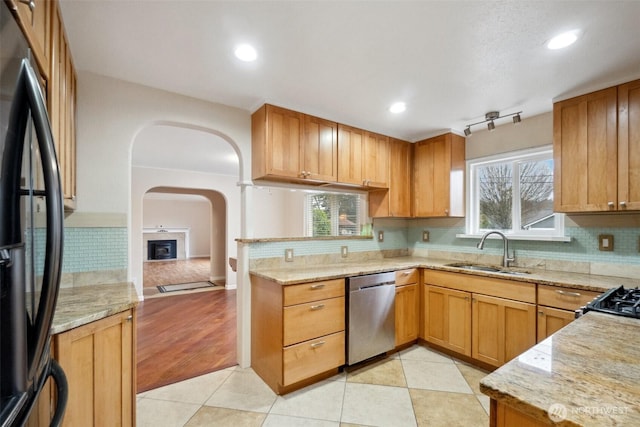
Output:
[464,111,522,137]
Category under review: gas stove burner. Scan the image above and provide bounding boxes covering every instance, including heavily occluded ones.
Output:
[581,286,640,319]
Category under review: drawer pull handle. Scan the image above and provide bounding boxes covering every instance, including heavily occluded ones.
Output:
[402,272,410,276]
[556,290,581,298]
[310,341,326,349]
[310,284,325,290]
[310,304,325,310]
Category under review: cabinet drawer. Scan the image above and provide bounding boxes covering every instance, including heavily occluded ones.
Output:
[395,268,418,286]
[284,279,345,306]
[283,331,345,386]
[283,296,345,346]
[538,285,602,310]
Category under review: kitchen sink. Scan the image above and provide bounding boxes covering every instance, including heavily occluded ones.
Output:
[444,263,530,275]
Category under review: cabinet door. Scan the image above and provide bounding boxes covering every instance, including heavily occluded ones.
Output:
[395,284,419,347]
[413,133,464,217]
[337,124,365,185]
[363,132,389,188]
[553,87,618,212]
[369,138,412,217]
[537,306,575,342]
[472,294,536,367]
[303,115,338,182]
[10,0,50,76]
[264,105,304,178]
[54,310,135,427]
[49,5,77,210]
[618,79,640,211]
[423,285,471,356]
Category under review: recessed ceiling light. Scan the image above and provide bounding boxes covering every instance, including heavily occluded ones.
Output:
[234,44,257,62]
[547,30,580,50]
[389,102,406,114]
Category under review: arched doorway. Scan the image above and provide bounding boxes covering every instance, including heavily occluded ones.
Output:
[131,124,240,390]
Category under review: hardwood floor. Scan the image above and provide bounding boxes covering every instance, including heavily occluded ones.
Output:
[137,259,236,393]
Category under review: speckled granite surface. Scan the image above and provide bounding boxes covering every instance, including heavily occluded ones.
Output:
[51,282,138,334]
[250,256,639,292]
[480,311,640,426]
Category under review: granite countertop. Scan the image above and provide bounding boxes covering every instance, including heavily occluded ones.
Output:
[51,282,139,334]
[250,256,638,292]
[480,311,640,426]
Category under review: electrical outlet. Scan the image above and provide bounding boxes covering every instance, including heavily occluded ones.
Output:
[422,230,430,242]
[378,230,384,242]
[341,246,348,258]
[598,234,614,251]
[285,248,294,262]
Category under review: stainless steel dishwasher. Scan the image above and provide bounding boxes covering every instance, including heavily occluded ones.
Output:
[346,271,396,365]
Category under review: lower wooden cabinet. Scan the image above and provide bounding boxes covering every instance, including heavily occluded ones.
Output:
[472,294,536,367]
[423,285,471,356]
[537,306,575,341]
[54,309,136,427]
[491,400,547,427]
[395,283,419,347]
[536,284,601,342]
[251,275,345,394]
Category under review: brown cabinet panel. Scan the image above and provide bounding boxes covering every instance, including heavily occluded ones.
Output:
[283,296,345,346]
[618,79,640,210]
[537,285,600,311]
[472,294,536,367]
[283,331,345,386]
[395,283,419,347]
[337,124,365,185]
[303,115,338,182]
[553,87,618,212]
[54,310,135,427]
[9,0,50,77]
[284,279,345,306]
[413,133,465,217]
[537,306,574,342]
[363,131,389,188]
[369,137,411,217]
[423,285,472,356]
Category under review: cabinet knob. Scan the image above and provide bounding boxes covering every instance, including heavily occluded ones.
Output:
[608,201,615,208]
[126,315,133,322]
[444,209,449,215]
[19,0,35,11]
[620,201,627,207]
[538,311,544,316]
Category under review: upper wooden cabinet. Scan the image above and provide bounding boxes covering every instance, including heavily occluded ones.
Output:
[49,2,77,210]
[8,0,51,78]
[369,138,412,218]
[252,104,337,183]
[413,132,465,217]
[337,124,389,188]
[617,79,640,211]
[553,79,640,212]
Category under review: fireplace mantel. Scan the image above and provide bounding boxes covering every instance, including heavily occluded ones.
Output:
[143,228,190,260]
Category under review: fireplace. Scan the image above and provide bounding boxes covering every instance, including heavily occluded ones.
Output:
[148,239,177,260]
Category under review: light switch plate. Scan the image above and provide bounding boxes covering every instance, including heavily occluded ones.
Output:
[378,230,384,242]
[285,248,294,261]
[422,230,430,242]
[341,246,348,258]
[598,234,614,251]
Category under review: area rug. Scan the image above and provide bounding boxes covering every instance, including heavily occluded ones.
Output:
[157,281,214,293]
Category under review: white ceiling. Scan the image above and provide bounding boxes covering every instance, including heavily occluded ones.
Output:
[60,0,640,142]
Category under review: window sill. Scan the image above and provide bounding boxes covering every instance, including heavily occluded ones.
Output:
[456,233,571,242]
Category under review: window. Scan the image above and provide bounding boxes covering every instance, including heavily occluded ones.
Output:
[466,146,565,239]
[304,191,369,237]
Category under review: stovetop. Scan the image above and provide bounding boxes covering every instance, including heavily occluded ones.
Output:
[582,286,640,319]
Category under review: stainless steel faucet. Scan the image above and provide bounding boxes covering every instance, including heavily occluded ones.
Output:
[477,231,515,267]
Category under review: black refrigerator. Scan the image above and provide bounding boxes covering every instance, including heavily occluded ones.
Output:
[1,2,67,426]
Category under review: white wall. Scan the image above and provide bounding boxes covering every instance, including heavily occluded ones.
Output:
[76,72,251,213]
[252,186,306,237]
[143,196,212,257]
[465,112,552,159]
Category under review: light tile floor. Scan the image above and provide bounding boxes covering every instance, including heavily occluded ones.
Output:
[137,344,491,427]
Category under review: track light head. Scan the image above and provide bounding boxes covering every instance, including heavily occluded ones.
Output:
[487,120,495,131]
[464,127,471,137]
[465,110,522,135]
[513,113,521,124]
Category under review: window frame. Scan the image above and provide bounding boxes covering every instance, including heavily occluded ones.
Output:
[303,189,370,237]
[463,146,568,241]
